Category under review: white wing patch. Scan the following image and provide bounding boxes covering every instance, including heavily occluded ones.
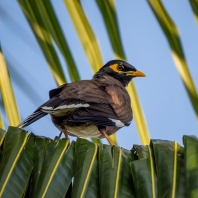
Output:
[41,103,89,116]
[109,118,125,127]
[54,103,89,110]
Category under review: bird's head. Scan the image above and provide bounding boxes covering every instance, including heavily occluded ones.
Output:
[93,60,146,87]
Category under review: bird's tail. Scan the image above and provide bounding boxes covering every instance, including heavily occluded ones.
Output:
[17,110,47,128]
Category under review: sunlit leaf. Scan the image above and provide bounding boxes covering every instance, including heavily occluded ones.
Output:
[148,0,198,118]
[127,83,150,145]
[96,0,150,145]
[64,0,103,72]
[0,46,20,126]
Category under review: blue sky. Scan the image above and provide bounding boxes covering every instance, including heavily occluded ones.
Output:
[0,1,198,150]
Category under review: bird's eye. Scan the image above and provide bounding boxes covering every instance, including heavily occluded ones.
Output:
[117,64,123,71]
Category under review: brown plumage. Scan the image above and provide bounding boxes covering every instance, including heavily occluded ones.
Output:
[18,60,145,145]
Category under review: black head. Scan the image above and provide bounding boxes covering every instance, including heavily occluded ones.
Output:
[93,60,146,87]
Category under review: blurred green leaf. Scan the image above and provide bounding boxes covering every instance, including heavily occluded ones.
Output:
[183,135,198,197]
[0,112,4,129]
[0,127,34,197]
[35,0,80,82]
[148,0,198,119]
[96,0,150,145]
[127,84,150,145]
[18,0,66,86]
[96,0,125,60]
[64,0,103,72]
[189,0,198,24]
[0,46,20,126]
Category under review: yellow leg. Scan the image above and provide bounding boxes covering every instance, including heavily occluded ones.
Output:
[100,129,115,146]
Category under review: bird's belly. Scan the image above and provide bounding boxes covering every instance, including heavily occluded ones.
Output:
[65,124,101,138]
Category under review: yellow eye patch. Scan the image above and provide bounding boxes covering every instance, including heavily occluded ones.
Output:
[109,64,124,74]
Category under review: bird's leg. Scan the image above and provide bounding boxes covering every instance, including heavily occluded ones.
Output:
[99,127,115,146]
[62,127,69,139]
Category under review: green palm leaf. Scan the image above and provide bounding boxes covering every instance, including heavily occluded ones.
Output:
[33,138,71,197]
[95,0,125,60]
[0,127,34,197]
[96,0,150,145]
[131,145,157,198]
[98,144,135,197]
[151,140,185,197]
[0,128,5,148]
[148,0,198,118]
[183,135,198,197]
[27,135,51,197]
[71,138,98,197]
[0,127,198,196]
[0,129,5,161]
[0,112,4,129]
[64,0,103,72]
[18,0,66,86]
[34,0,80,82]
[189,0,198,24]
[0,46,20,126]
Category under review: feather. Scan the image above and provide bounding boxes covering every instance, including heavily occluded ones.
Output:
[68,114,120,127]
[17,110,47,128]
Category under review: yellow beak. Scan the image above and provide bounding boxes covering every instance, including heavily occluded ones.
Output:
[126,70,146,77]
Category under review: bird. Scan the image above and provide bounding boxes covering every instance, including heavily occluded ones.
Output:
[18,60,145,146]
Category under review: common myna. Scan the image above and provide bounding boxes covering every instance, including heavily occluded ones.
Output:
[18,60,145,145]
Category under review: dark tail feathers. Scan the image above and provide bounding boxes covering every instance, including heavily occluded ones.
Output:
[17,110,47,128]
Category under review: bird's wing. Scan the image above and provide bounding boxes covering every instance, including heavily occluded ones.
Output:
[18,80,132,128]
[59,80,132,127]
[105,85,133,124]
[47,80,132,127]
[45,81,121,126]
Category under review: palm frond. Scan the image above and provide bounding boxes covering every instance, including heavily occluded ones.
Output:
[0,45,20,126]
[148,0,198,118]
